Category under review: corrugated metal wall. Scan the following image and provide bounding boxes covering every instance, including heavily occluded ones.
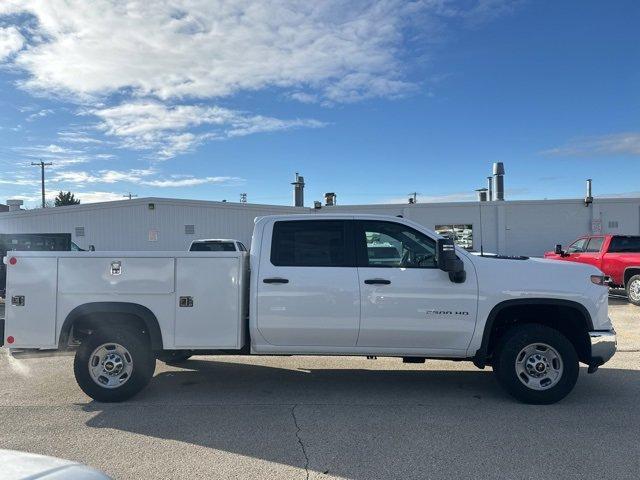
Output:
[1,197,639,256]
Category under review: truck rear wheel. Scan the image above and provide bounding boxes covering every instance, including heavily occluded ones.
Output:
[493,324,579,404]
[74,328,156,402]
[626,274,640,306]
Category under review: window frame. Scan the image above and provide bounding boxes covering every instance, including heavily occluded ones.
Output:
[584,236,605,253]
[269,219,356,268]
[566,238,588,253]
[354,220,438,269]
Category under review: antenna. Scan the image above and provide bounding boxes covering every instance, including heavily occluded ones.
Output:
[123,192,138,200]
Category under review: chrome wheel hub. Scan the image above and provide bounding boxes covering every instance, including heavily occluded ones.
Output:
[629,280,640,302]
[88,343,133,389]
[515,343,563,391]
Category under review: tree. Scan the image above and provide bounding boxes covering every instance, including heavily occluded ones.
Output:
[54,191,80,207]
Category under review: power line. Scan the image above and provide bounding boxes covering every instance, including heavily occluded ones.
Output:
[31,160,53,208]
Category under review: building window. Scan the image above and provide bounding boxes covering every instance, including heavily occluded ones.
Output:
[75,226,85,237]
[435,224,473,250]
[185,224,195,235]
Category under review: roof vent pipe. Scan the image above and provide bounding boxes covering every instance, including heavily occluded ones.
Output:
[486,176,493,201]
[324,192,336,206]
[585,178,593,206]
[292,173,305,207]
[476,188,488,202]
[492,162,505,201]
[6,199,24,212]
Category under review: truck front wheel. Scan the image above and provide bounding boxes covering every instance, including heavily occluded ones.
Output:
[626,274,640,306]
[74,328,156,402]
[493,324,579,404]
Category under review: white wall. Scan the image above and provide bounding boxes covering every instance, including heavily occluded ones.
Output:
[1,197,639,257]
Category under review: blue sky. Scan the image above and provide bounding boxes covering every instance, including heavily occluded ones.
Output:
[0,0,638,207]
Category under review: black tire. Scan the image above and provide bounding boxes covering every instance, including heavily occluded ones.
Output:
[74,327,156,402]
[626,274,640,306]
[157,350,193,364]
[493,324,579,404]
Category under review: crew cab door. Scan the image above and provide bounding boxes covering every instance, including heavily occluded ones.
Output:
[355,220,478,353]
[256,219,359,347]
[578,236,605,269]
[562,237,588,263]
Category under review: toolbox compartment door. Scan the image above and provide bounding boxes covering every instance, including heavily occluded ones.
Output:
[174,256,243,348]
[58,257,175,294]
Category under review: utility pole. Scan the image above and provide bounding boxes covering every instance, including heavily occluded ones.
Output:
[123,192,138,200]
[31,161,53,208]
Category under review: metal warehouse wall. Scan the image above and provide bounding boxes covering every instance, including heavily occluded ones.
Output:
[1,197,639,256]
[0,198,302,251]
[326,198,640,256]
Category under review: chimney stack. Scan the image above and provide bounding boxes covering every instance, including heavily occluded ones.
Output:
[585,179,593,206]
[324,192,336,206]
[492,162,505,201]
[487,176,493,201]
[292,173,305,207]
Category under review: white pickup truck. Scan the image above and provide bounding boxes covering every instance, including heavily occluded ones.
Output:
[2,214,616,404]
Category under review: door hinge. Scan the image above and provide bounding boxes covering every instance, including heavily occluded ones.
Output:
[179,296,194,307]
[11,295,25,307]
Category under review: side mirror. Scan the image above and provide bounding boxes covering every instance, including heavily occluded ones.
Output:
[437,238,466,283]
[554,244,563,255]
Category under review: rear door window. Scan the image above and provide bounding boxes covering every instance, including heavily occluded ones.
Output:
[270,220,353,267]
[585,237,604,253]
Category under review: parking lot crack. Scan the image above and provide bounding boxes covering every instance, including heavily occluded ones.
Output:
[291,404,310,480]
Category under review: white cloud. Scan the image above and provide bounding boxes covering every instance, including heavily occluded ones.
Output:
[74,191,127,204]
[140,176,244,187]
[2,1,425,103]
[26,109,54,121]
[0,26,23,60]
[91,101,325,158]
[543,132,640,157]
[49,168,243,188]
[1,1,517,159]
[57,131,105,144]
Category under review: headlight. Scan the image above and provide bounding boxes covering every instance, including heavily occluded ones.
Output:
[590,275,610,286]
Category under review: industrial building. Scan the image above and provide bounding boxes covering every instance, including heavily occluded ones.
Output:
[1,164,639,256]
[1,194,639,257]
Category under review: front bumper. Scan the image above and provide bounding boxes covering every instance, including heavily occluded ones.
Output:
[588,329,617,372]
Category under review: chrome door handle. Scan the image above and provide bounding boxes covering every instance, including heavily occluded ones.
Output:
[263,277,289,284]
[364,279,391,285]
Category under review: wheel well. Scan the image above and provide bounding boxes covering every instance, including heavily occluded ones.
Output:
[59,302,163,350]
[70,312,150,346]
[485,304,591,364]
[624,268,640,286]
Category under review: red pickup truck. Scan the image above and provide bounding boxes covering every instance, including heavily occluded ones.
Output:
[544,235,640,305]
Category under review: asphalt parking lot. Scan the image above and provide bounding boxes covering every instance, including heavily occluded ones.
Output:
[1,297,639,480]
